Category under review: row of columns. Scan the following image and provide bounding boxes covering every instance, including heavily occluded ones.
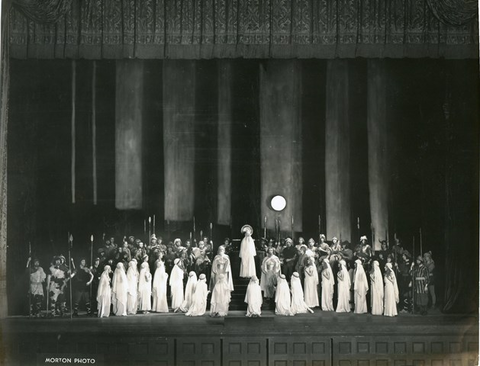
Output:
[114,59,389,248]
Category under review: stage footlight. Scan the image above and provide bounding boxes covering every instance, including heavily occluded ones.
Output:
[271,195,287,212]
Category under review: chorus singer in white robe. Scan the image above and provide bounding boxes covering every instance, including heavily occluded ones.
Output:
[210,273,231,317]
[321,259,335,311]
[180,271,197,312]
[170,258,185,312]
[152,261,169,313]
[383,263,399,317]
[97,265,112,318]
[186,274,209,316]
[336,259,351,313]
[210,246,234,291]
[126,259,139,315]
[112,263,128,316]
[275,274,292,316]
[304,257,319,308]
[239,224,256,278]
[354,259,369,314]
[370,260,384,316]
[260,247,281,299]
[245,275,262,317]
[290,272,314,315]
[138,262,152,313]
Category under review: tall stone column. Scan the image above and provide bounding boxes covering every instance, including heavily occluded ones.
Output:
[115,60,144,210]
[163,60,196,221]
[217,60,232,226]
[260,60,302,234]
[367,60,390,250]
[325,60,352,241]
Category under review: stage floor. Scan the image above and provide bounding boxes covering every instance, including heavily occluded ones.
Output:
[1,310,478,366]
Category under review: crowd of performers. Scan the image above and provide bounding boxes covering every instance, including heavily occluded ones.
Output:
[26,224,436,319]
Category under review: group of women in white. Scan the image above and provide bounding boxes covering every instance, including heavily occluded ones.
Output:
[256,243,399,317]
[96,223,399,318]
[96,258,210,318]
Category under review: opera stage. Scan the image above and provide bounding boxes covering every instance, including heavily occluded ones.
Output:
[1,310,478,366]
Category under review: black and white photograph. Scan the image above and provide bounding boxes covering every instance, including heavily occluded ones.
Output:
[0,0,478,365]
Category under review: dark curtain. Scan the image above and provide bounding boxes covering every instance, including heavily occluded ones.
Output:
[12,0,72,23]
[9,0,479,59]
[426,0,477,26]
[0,0,11,319]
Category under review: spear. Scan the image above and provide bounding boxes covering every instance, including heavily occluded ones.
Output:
[291,216,294,240]
[412,235,416,314]
[28,241,32,317]
[153,215,156,236]
[148,216,152,240]
[209,222,213,242]
[419,227,423,256]
[318,215,321,242]
[193,216,196,243]
[90,235,94,300]
[68,233,73,319]
[264,216,267,238]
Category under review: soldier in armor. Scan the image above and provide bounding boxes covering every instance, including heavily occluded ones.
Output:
[47,256,70,317]
[71,258,94,316]
[26,257,46,317]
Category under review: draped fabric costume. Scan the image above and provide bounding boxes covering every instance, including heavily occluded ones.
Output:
[354,260,369,314]
[180,271,198,312]
[260,255,280,299]
[138,262,152,312]
[321,260,335,311]
[112,263,129,316]
[290,272,313,315]
[275,275,292,316]
[245,276,262,317]
[304,263,319,308]
[210,253,234,292]
[210,273,231,316]
[239,225,256,278]
[336,260,351,313]
[152,261,169,313]
[126,260,139,314]
[29,265,46,316]
[186,274,209,317]
[384,263,399,317]
[97,266,112,318]
[169,260,185,310]
[370,261,384,316]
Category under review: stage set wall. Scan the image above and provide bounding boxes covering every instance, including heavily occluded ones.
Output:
[6,58,479,316]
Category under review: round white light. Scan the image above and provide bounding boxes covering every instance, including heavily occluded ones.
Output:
[271,195,287,212]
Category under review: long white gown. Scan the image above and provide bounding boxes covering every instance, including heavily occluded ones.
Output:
[245,276,262,317]
[354,260,369,314]
[186,275,209,316]
[260,255,281,299]
[210,254,234,292]
[112,263,128,316]
[239,233,256,278]
[304,263,319,308]
[210,274,231,316]
[138,262,152,311]
[126,260,139,314]
[170,262,185,310]
[336,260,351,313]
[180,272,198,312]
[384,264,399,317]
[321,260,335,311]
[290,273,313,315]
[370,261,384,316]
[152,261,169,313]
[275,275,292,316]
[97,266,112,318]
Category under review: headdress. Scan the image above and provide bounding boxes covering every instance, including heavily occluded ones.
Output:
[241,224,253,234]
